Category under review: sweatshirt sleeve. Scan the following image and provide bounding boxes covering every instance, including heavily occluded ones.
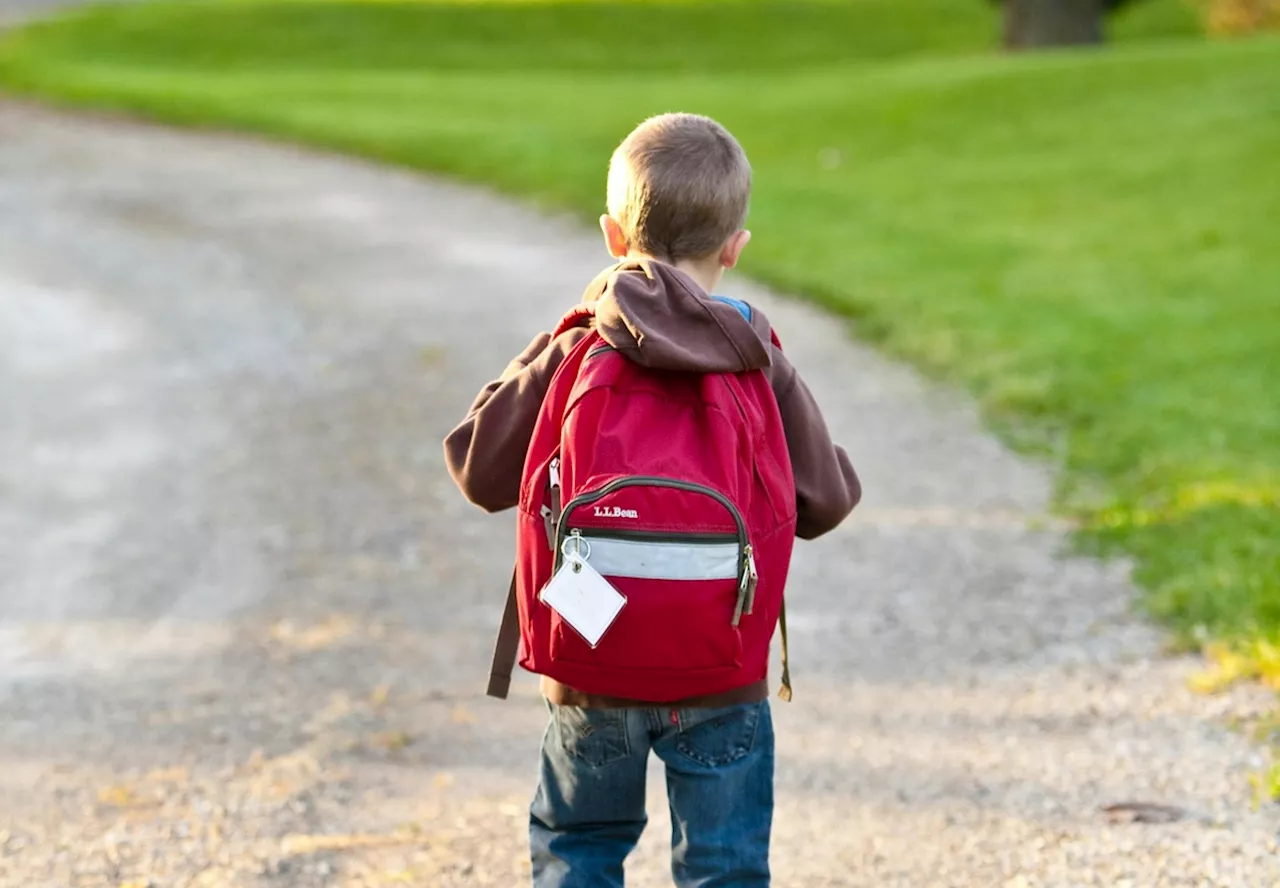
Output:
[771,351,861,540]
[443,329,586,513]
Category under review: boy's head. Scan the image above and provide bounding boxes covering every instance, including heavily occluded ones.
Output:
[601,113,751,287]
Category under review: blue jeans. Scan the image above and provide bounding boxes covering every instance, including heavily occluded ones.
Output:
[530,699,774,888]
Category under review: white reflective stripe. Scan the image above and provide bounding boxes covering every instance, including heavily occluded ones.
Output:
[583,537,739,581]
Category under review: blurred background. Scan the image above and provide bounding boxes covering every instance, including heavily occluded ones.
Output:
[0,1,1277,886]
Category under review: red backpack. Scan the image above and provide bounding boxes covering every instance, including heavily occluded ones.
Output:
[487,304,798,702]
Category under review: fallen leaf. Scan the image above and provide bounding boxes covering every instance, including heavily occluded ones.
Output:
[98,785,138,807]
[371,731,413,752]
[1101,801,1186,824]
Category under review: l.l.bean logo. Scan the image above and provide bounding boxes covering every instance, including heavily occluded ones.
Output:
[594,505,639,519]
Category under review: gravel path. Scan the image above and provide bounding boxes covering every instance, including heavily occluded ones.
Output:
[1,102,1276,887]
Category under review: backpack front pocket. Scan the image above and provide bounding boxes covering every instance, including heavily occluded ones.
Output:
[544,476,756,683]
[547,530,746,675]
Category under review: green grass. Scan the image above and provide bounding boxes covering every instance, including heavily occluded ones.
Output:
[1,0,1277,666]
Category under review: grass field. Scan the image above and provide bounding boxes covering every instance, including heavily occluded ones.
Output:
[1,0,1277,679]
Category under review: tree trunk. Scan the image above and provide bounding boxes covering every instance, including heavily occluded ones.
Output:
[1004,0,1105,49]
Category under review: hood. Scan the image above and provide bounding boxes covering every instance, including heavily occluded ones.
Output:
[581,260,773,373]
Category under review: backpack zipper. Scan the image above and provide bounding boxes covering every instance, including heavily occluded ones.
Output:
[575,528,737,544]
[557,476,746,552]
[555,476,756,626]
[543,457,562,549]
[717,375,765,618]
[540,505,555,549]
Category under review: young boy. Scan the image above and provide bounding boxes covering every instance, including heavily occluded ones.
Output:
[444,113,860,887]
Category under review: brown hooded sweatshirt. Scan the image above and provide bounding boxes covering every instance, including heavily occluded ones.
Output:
[444,260,860,708]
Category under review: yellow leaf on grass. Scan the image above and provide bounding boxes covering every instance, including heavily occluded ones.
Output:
[1191,639,1280,693]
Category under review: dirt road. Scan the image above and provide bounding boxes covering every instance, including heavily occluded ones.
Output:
[0,103,1275,887]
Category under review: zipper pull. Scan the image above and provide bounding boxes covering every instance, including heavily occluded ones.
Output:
[743,546,759,616]
[732,546,758,627]
[566,529,586,573]
[540,504,555,550]
[731,549,749,628]
[548,457,562,535]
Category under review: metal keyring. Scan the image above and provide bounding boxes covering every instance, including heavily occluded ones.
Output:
[560,534,591,565]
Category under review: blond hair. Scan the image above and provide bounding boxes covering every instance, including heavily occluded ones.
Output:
[606,113,751,262]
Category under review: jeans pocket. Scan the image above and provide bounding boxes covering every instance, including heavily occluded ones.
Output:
[675,700,764,768]
[555,706,631,768]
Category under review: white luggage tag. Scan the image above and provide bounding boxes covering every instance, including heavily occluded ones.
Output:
[539,532,626,648]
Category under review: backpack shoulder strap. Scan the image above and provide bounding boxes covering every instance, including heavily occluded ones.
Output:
[552,303,596,338]
[771,324,790,700]
[777,599,792,702]
[487,569,520,699]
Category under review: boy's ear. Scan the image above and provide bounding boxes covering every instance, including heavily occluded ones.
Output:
[719,229,752,269]
[600,215,629,259]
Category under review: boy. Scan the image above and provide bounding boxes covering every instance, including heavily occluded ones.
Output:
[444,113,859,887]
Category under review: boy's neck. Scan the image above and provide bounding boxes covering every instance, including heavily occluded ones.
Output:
[626,252,723,295]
